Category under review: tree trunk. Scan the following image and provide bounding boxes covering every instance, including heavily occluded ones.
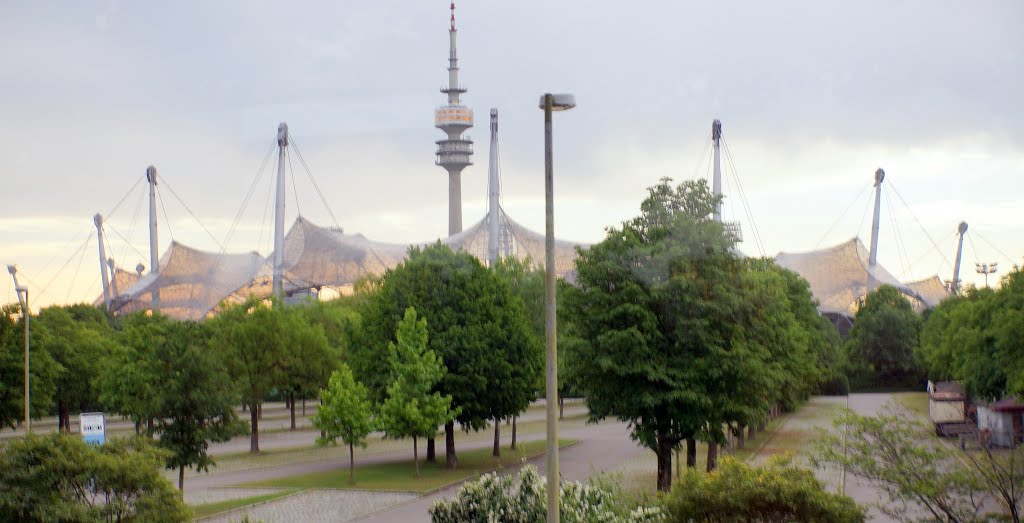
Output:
[319,398,326,440]
[706,441,719,472]
[302,397,306,417]
[134,419,142,435]
[289,391,296,430]
[686,437,696,468]
[147,417,154,437]
[656,433,673,492]
[349,441,355,485]
[426,438,436,463]
[511,416,518,449]
[258,403,263,420]
[58,402,67,433]
[445,421,457,469]
[413,435,420,478]
[736,426,745,450]
[757,421,766,432]
[493,417,501,457]
[250,402,260,453]
[749,425,757,440]
[242,402,247,413]
[178,465,185,492]
[559,396,564,419]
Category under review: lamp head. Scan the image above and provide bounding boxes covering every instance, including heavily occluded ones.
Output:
[6,265,15,276]
[539,93,576,111]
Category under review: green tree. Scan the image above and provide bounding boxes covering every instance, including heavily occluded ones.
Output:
[0,304,57,429]
[665,455,864,522]
[34,304,117,431]
[0,433,189,522]
[845,285,923,389]
[95,312,168,435]
[565,178,776,491]
[354,243,538,469]
[918,267,1024,401]
[211,297,329,453]
[153,319,246,492]
[312,364,376,484]
[281,306,337,430]
[378,308,457,477]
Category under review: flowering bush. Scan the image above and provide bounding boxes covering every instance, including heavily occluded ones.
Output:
[429,465,664,523]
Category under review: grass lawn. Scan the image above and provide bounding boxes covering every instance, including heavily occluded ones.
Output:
[892,391,929,418]
[240,438,577,493]
[190,489,297,519]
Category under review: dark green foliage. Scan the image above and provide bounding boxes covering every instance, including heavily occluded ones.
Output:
[33,304,118,431]
[353,243,541,466]
[564,178,831,491]
[0,304,58,429]
[210,297,332,453]
[918,267,1024,401]
[665,455,864,523]
[0,433,189,522]
[844,285,923,390]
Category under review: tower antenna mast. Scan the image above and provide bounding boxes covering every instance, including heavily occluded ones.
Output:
[435,2,474,236]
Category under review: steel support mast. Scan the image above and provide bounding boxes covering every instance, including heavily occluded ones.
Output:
[272,123,289,299]
[487,108,500,267]
[94,213,111,308]
[867,168,885,288]
[146,166,161,312]
[712,119,723,222]
[951,221,968,294]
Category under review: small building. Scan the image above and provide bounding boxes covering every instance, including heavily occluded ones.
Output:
[977,397,1024,448]
[927,381,969,436]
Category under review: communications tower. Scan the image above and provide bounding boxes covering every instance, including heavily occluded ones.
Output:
[435,2,473,235]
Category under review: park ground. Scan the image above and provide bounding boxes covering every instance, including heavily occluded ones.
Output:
[7,393,928,522]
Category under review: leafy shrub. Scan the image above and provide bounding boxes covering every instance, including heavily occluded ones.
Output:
[429,464,664,523]
[817,373,850,396]
[665,455,864,523]
[0,433,190,522]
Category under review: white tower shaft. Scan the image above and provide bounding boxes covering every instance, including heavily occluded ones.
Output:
[94,213,111,308]
[435,3,473,236]
[487,109,500,267]
[108,258,119,298]
[712,120,722,222]
[952,222,968,293]
[868,168,885,289]
[272,123,289,299]
[146,166,160,312]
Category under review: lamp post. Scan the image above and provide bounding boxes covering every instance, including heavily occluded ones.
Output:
[975,262,998,288]
[6,265,29,433]
[538,92,575,523]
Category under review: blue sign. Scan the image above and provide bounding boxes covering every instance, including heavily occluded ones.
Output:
[80,413,105,445]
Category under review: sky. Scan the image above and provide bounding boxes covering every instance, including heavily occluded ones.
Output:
[1,0,1022,309]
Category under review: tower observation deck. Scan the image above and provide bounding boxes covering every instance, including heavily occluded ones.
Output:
[435,2,473,235]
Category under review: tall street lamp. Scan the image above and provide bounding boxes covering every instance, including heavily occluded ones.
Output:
[7,265,30,433]
[975,262,998,288]
[538,92,575,523]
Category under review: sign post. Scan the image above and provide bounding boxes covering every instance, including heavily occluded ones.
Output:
[80,412,105,446]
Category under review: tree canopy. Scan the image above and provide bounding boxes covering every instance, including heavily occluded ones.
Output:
[313,364,376,484]
[844,285,923,390]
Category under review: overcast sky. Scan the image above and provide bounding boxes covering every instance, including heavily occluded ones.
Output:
[2,0,1022,308]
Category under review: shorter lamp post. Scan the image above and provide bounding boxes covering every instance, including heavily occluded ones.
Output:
[538,92,575,523]
[7,265,29,433]
[975,262,998,288]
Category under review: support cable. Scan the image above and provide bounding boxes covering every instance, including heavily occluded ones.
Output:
[287,149,302,219]
[65,230,94,303]
[105,175,146,220]
[118,182,147,268]
[290,137,343,231]
[814,184,870,249]
[222,142,276,251]
[886,180,952,269]
[897,231,956,280]
[883,186,912,279]
[257,161,277,256]
[690,136,712,182]
[721,139,766,256]
[856,190,874,243]
[104,223,151,263]
[35,232,95,303]
[161,177,225,251]
[157,188,175,241]
[972,229,1018,267]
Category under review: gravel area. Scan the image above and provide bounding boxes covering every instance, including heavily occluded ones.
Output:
[185,487,287,505]
[201,490,418,523]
